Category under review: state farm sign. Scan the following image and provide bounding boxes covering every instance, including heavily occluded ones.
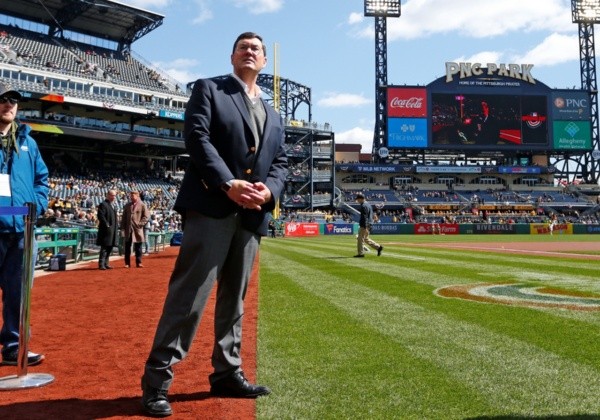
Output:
[387,87,427,118]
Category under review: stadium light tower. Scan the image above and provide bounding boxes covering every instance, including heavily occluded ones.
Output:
[364,0,401,161]
[570,0,600,183]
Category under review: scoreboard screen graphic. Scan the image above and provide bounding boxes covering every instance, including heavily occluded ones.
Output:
[431,93,548,149]
[386,63,593,153]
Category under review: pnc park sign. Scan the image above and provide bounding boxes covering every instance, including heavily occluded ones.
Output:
[445,62,535,84]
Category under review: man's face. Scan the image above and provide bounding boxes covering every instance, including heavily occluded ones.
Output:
[230,37,267,76]
[0,95,18,127]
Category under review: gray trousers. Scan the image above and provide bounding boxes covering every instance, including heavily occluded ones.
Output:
[143,210,260,390]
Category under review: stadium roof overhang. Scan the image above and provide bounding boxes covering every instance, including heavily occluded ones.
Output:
[0,0,163,48]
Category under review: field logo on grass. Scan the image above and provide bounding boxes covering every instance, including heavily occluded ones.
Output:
[435,282,600,311]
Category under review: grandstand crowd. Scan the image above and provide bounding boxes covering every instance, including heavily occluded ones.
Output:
[36,162,600,234]
[40,168,183,234]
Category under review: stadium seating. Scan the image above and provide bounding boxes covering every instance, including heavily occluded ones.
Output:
[0,23,179,95]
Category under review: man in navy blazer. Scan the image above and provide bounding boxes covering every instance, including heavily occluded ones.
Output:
[141,32,287,417]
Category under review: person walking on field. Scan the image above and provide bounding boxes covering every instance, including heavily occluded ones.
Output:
[96,189,118,270]
[354,193,383,258]
[140,31,287,417]
[120,190,149,268]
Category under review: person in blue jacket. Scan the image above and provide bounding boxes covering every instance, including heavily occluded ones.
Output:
[0,82,49,366]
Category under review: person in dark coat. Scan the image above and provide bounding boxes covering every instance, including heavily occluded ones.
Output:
[140,32,287,417]
[96,189,118,270]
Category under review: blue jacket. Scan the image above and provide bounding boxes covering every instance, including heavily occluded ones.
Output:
[0,123,49,233]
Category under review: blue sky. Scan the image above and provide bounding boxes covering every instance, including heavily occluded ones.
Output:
[119,0,583,153]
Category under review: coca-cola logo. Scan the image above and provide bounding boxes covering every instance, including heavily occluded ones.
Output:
[390,97,423,109]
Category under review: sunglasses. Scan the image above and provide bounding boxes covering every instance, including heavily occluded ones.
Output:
[0,96,19,105]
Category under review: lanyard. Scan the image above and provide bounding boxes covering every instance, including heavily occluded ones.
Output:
[0,144,11,175]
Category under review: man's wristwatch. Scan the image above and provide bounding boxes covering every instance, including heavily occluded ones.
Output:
[220,180,233,192]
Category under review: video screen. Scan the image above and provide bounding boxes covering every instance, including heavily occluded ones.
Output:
[431,93,548,148]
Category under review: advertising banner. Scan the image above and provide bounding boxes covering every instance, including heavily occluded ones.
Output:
[473,224,517,234]
[413,223,459,235]
[416,166,481,174]
[498,166,541,174]
[574,224,600,234]
[553,121,592,150]
[284,222,320,237]
[388,118,428,148]
[370,224,403,234]
[323,223,355,235]
[159,109,185,120]
[530,223,573,235]
[387,87,427,118]
[551,91,590,120]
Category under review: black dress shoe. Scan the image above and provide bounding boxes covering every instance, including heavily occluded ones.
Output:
[210,371,271,398]
[141,378,172,417]
[105,265,114,269]
[99,266,107,270]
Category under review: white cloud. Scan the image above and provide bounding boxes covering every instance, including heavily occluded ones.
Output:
[393,0,573,39]
[348,12,364,25]
[452,51,503,65]
[192,0,214,24]
[152,58,203,84]
[350,0,574,40]
[511,33,579,66]
[335,127,373,153]
[229,0,284,14]
[317,92,372,108]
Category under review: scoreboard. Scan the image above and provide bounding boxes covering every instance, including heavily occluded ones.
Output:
[386,62,592,153]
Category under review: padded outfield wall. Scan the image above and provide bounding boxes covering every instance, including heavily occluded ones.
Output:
[283,222,600,236]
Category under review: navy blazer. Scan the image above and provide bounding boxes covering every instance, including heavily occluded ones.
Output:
[174,75,288,236]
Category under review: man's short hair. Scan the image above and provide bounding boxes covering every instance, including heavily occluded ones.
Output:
[356,193,365,200]
[232,32,266,57]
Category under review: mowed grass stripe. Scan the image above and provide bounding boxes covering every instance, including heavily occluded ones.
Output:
[263,238,600,292]
[257,259,492,419]
[263,239,600,361]
[272,236,600,273]
[258,240,600,417]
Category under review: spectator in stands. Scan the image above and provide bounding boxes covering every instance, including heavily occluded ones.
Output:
[141,32,287,417]
[0,82,49,366]
[354,193,383,258]
[96,189,118,270]
[120,190,149,268]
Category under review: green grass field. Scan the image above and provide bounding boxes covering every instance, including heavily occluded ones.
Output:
[256,234,600,419]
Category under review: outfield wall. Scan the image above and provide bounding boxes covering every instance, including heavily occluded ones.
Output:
[283,222,600,236]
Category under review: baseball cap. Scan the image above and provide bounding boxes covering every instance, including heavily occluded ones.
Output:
[0,82,22,99]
